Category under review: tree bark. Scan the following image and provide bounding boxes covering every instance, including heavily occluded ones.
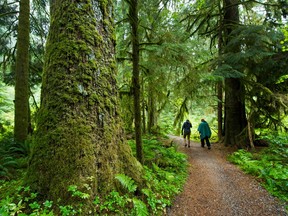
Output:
[217,81,223,140]
[147,79,155,134]
[223,0,247,146]
[14,0,30,143]
[26,0,142,209]
[128,0,143,164]
[247,119,255,150]
[224,78,247,146]
[217,6,224,141]
[142,79,146,134]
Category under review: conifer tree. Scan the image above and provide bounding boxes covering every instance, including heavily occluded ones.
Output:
[14,0,30,143]
[126,0,143,164]
[222,0,247,146]
[27,0,142,209]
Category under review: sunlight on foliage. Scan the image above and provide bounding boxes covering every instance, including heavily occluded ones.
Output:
[280,26,288,51]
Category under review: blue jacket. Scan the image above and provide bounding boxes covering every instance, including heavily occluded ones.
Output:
[197,121,211,139]
[182,120,192,133]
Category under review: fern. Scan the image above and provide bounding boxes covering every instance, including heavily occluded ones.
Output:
[228,149,253,165]
[0,156,18,179]
[8,141,31,157]
[229,135,288,201]
[132,198,148,216]
[115,174,137,193]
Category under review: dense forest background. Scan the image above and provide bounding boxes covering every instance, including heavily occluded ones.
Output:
[0,0,287,215]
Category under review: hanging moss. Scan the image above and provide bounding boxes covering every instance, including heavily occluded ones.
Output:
[26,0,143,211]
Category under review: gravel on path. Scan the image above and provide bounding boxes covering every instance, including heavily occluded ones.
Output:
[167,135,287,216]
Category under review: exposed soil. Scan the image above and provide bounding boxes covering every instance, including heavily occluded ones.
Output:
[167,135,287,216]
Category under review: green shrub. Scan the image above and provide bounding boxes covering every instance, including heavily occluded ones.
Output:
[128,137,188,214]
[0,131,31,179]
[228,135,288,202]
[0,136,188,215]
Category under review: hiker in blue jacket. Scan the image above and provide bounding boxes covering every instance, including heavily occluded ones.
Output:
[181,119,192,147]
[197,119,212,149]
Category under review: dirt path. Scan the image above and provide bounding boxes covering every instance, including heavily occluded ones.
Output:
[167,135,287,216]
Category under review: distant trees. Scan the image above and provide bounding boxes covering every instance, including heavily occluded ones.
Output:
[0,1,17,78]
[183,0,248,146]
[26,0,142,209]
[178,0,288,147]
[116,0,201,136]
[1,0,48,141]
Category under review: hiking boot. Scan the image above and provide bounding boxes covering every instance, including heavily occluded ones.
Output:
[185,144,187,147]
[208,146,211,150]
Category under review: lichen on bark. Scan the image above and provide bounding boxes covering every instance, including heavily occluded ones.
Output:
[26,0,143,210]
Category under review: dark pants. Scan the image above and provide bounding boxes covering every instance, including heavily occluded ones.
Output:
[201,136,210,148]
[183,131,191,146]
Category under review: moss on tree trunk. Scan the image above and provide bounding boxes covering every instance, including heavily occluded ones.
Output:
[14,0,30,143]
[128,0,143,164]
[26,0,142,209]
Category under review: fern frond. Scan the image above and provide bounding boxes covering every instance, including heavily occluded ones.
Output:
[132,198,149,216]
[115,174,137,193]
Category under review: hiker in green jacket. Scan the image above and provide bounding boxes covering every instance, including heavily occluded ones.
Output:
[197,119,212,149]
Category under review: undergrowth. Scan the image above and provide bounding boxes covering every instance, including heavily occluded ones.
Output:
[228,134,288,203]
[0,136,188,215]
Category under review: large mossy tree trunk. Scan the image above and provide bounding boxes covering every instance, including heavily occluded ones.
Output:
[222,0,247,146]
[14,0,30,143]
[128,0,143,164]
[27,0,142,208]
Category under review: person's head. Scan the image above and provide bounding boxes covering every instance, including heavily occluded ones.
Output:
[201,118,205,122]
[186,119,190,122]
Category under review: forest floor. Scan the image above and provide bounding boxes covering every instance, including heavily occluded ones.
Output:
[167,135,288,216]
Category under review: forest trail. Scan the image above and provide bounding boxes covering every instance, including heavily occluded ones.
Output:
[167,135,287,216]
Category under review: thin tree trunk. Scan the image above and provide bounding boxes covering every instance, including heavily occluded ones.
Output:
[142,103,146,134]
[14,0,30,143]
[27,0,142,210]
[247,119,255,150]
[247,111,255,150]
[142,77,146,134]
[129,0,143,164]
[217,81,223,141]
[147,81,155,134]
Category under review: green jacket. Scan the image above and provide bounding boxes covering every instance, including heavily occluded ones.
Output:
[197,121,211,139]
